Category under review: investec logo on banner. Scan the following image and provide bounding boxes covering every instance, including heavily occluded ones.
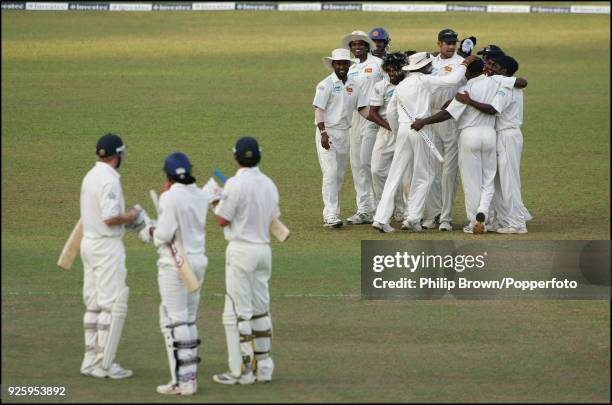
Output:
[152,4,192,11]
[363,3,446,12]
[531,6,570,13]
[278,3,322,11]
[322,3,362,11]
[26,2,69,10]
[487,4,531,13]
[192,2,236,10]
[447,4,486,12]
[1,2,25,10]
[69,3,110,11]
[236,3,276,10]
[571,5,610,14]
[109,3,152,11]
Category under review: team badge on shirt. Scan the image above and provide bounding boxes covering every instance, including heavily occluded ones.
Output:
[346,87,353,93]
[444,66,453,72]
[365,67,373,73]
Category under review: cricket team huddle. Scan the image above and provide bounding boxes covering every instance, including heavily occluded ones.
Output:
[313,28,532,234]
[78,134,279,394]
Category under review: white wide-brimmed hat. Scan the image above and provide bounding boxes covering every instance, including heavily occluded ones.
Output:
[341,30,376,51]
[402,51,434,71]
[322,48,356,71]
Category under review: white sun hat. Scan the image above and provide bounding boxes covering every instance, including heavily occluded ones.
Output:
[341,30,376,51]
[322,48,356,71]
[402,51,434,71]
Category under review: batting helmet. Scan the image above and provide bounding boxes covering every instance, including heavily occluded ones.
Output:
[163,151,196,184]
[369,27,390,44]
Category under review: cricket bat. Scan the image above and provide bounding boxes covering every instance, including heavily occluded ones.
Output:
[213,169,290,242]
[57,218,83,270]
[397,99,445,164]
[149,189,201,293]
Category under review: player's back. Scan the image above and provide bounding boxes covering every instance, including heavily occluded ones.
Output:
[162,183,208,256]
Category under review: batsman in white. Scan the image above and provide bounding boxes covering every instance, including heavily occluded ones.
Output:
[138,152,208,395]
[342,30,384,225]
[422,29,469,232]
[452,55,532,234]
[313,48,369,228]
[367,51,411,223]
[79,133,145,379]
[209,136,280,385]
[411,59,526,234]
[372,52,477,233]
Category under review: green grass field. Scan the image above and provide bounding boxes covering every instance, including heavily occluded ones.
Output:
[2,7,610,403]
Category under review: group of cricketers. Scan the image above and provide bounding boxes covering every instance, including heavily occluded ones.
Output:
[314,28,531,235]
[78,133,279,395]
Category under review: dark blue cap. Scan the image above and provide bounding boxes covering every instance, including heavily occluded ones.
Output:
[96,133,125,158]
[164,152,193,181]
[234,136,261,167]
[438,28,458,42]
[477,44,505,57]
[369,27,390,41]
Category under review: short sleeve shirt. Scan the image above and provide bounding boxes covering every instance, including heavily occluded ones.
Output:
[80,162,125,238]
[313,72,368,130]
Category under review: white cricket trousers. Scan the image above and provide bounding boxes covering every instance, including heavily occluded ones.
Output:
[222,241,272,377]
[315,127,349,220]
[374,124,438,225]
[80,236,127,372]
[492,128,532,228]
[424,118,460,223]
[458,126,497,224]
[370,126,408,214]
[158,248,207,382]
[349,111,379,214]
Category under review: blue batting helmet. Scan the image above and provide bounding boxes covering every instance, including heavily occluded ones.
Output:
[369,27,390,43]
[163,151,196,183]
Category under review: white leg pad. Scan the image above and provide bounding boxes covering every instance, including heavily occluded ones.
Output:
[101,287,129,369]
[81,309,100,372]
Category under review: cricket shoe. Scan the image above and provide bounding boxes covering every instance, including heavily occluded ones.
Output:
[497,226,528,235]
[486,220,501,233]
[422,214,441,229]
[212,371,255,385]
[372,221,395,233]
[323,216,343,228]
[438,221,453,232]
[401,220,423,232]
[87,363,133,379]
[392,209,405,223]
[156,381,197,395]
[346,212,374,225]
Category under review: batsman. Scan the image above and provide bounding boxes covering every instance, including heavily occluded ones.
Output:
[204,136,279,385]
[138,152,209,395]
[79,133,148,379]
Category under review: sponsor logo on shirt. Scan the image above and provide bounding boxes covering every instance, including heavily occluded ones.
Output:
[334,85,342,93]
[496,89,507,96]
[384,90,394,98]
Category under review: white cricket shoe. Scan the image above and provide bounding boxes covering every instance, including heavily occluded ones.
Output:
[401,220,423,232]
[421,219,437,229]
[372,221,395,233]
[255,357,274,383]
[88,363,133,379]
[212,371,255,385]
[497,226,528,235]
[346,212,374,225]
[439,221,453,232]
[323,216,343,228]
[487,220,501,233]
[156,381,197,395]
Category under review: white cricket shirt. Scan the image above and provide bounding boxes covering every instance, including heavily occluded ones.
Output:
[430,53,467,110]
[369,79,396,120]
[491,86,524,131]
[80,161,125,238]
[154,183,208,256]
[394,65,467,123]
[348,53,384,104]
[446,75,517,130]
[215,167,280,244]
[313,72,367,130]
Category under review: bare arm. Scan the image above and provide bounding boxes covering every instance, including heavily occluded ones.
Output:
[215,215,230,227]
[367,106,391,131]
[411,110,452,131]
[454,91,498,115]
[104,207,139,227]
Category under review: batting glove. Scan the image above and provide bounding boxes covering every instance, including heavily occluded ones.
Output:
[138,219,157,243]
[202,178,223,204]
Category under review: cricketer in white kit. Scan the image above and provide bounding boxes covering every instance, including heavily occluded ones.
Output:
[367,52,410,222]
[453,55,532,234]
[422,28,467,231]
[372,52,476,233]
[80,133,145,379]
[211,136,280,385]
[411,59,523,233]
[341,30,384,224]
[139,152,208,395]
[313,48,368,228]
